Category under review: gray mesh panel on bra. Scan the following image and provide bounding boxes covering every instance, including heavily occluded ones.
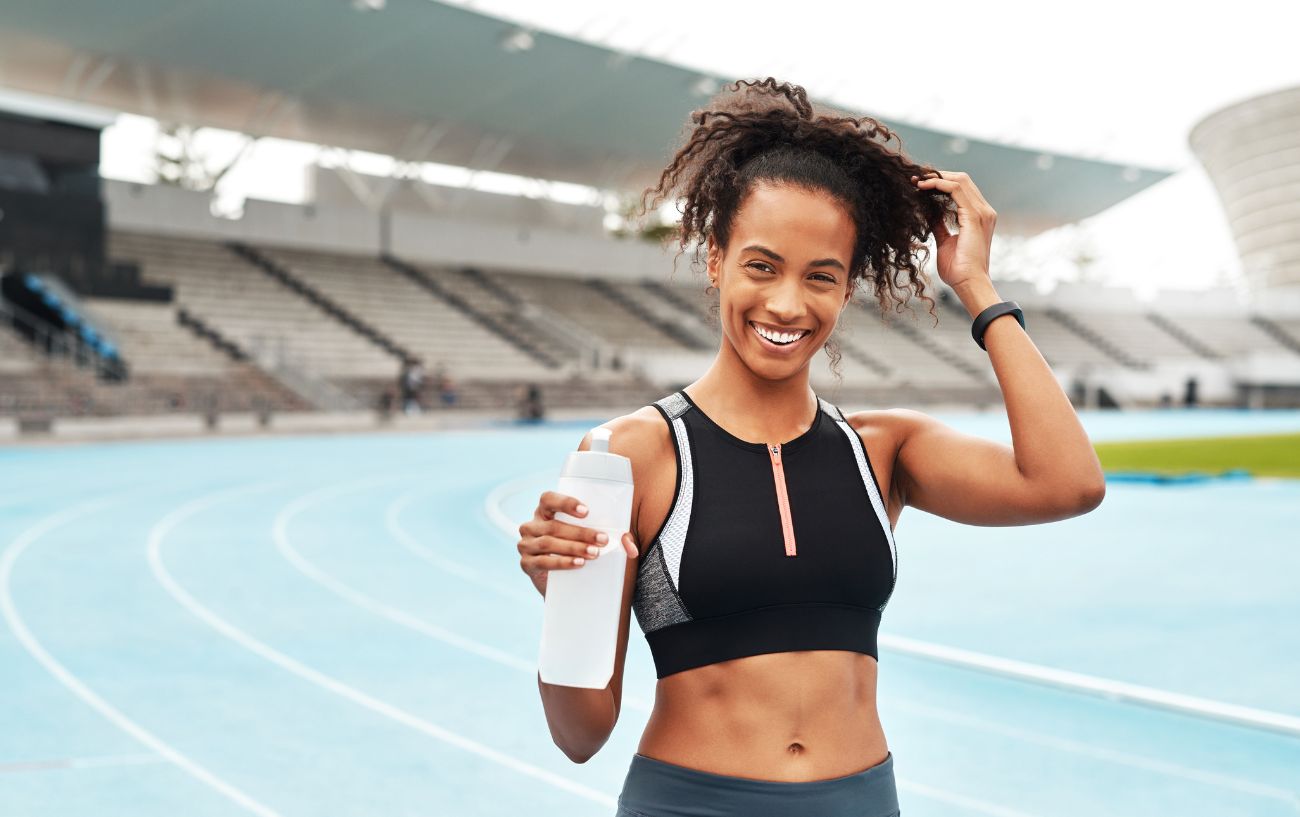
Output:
[631,395,694,634]
[632,542,691,633]
[657,391,689,420]
[831,413,898,612]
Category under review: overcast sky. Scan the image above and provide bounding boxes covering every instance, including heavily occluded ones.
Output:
[99,0,1300,298]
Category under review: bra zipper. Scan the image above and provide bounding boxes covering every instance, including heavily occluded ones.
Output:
[767,443,797,557]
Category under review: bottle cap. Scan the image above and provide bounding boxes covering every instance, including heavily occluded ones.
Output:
[560,425,632,484]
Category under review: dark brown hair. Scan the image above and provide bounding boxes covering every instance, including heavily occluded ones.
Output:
[635,77,954,379]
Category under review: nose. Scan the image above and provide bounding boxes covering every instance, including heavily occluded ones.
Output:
[765,276,808,324]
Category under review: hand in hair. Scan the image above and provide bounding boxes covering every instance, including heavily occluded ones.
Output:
[912,170,998,290]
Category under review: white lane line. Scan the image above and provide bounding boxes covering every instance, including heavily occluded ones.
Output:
[287,478,657,713]
[481,468,552,549]
[893,700,1300,810]
[275,477,538,673]
[881,634,1300,739]
[384,484,535,605]
[149,480,618,808]
[1,489,284,817]
[896,780,1040,817]
[0,753,164,773]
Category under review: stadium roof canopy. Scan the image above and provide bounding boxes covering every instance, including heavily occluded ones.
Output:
[0,0,1174,236]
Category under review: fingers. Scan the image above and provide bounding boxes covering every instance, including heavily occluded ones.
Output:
[911,170,996,239]
[521,553,588,575]
[537,490,588,521]
[519,532,599,560]
[518,491,640,585]
[521,517,608,548]
[912,170,995,216]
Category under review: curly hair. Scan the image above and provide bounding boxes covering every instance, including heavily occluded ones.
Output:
[635,77,955,381]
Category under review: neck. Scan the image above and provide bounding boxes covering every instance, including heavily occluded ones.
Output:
[686,336,818,440]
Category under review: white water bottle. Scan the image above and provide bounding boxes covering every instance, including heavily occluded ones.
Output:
[537,425,633,688]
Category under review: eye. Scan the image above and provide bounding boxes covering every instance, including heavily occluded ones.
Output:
[746,261,775,273]
[812,273,837,283]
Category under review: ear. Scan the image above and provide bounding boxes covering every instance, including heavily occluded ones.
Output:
[842,277,856,309]
[705,234,721,283]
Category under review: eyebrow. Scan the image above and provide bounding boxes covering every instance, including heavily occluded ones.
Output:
[743,244,846,272]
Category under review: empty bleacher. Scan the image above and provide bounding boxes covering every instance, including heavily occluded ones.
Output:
[1148,313,1297,359]
[5,226,1292,421]
[82,298,233,375]
[487,270,700,352]
[257,246,556,382]
[109,232,401,381]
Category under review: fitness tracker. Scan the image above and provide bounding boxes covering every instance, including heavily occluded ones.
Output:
[971,300,1024,351]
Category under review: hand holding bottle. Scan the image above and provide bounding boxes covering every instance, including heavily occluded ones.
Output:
[518,491,638,597]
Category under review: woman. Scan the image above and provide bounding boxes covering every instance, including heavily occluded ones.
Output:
[517,78,1105,817]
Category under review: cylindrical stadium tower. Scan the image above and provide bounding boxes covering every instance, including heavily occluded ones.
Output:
[1189,85,1300,294]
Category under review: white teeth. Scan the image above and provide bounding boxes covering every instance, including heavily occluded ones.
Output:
[752,323,808,345]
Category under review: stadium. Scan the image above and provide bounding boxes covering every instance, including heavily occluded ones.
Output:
[2,2,1298,816]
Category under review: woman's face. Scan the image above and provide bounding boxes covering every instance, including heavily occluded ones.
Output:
[707,182,856,381]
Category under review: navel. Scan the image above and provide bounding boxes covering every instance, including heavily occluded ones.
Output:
[786,742,805,755]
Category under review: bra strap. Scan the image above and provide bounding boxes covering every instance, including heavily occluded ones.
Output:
[654,391,691,421]
[817,395,845,422]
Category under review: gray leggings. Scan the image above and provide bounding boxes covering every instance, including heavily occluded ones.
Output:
[615,751,899,817]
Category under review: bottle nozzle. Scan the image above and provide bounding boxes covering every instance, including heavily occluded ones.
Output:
[590,425,612,453]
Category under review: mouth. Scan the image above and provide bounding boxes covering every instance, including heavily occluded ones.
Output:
[749,321,812,353]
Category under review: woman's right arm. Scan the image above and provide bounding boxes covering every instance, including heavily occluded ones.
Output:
[519,489,637,763]
[518,418,653,763]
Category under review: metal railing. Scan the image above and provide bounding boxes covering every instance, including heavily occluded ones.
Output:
[0,296,125,381]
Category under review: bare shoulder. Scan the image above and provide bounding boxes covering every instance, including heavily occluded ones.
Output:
[841,407,920,518]
[841,406,921,450]
[577,405,671,462]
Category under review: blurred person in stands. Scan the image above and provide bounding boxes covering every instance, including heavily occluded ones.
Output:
[515,78,1105,816]
[432,361,457,407]
[516,382,544,422]
[400,359,425,415]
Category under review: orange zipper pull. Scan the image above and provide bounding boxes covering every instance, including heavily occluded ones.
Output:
[768,443,798,557]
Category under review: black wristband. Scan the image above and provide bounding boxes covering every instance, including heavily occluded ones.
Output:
[971,300,1024,351]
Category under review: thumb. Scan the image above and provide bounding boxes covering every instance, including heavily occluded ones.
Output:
[623,532,639,559]
[931,211,957,250]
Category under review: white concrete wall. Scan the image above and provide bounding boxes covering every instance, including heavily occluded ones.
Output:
[106,180,382,254]
[388,210,677,282]
[105,179,674,282]
[309,167,607,235]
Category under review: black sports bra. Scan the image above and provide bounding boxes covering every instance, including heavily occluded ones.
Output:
[631,390,898,679]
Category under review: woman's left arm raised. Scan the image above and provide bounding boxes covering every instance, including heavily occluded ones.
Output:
[890,170,1106,526]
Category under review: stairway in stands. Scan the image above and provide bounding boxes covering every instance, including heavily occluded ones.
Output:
[227,242,414,364]
[380,256,563,369]
[638,280,718,342]
[1248,314,1300,356]
[174,308,322,411]
[860,297,988,382]
[1145,312,1220,359]
[1045,307,1148,369]
[884,317,990,382]
[585,278,711,351]
[176,307,248,363]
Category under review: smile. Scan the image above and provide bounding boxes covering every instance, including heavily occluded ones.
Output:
[750,321,811,350]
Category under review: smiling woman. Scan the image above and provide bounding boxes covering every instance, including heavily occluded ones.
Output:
[517,76,1105,817]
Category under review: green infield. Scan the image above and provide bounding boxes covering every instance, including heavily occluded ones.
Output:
[1094,432,1300,478]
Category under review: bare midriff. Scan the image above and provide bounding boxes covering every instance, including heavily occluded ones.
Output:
[636,649,888,783]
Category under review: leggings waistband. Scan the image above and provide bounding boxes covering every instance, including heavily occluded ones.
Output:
[617,751,899,817]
